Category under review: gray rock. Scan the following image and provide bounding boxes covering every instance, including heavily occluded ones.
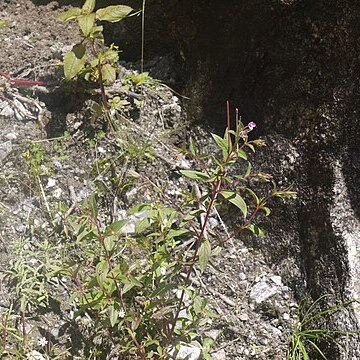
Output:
[0,141,12,161]
[249,281,277,304]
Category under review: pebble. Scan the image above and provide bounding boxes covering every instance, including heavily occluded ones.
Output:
[239,313,249,321]
[5,132,17,140]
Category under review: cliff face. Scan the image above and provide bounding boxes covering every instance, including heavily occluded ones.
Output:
[109,0,360,354]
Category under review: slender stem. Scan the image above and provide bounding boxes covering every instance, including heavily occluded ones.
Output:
[90,41,109,111]
[168,178,222,340]
[226,100,231,144]
[96,64,109,111]
[169,102,238,340]
[141,0,146,73]
[0,70,48,87]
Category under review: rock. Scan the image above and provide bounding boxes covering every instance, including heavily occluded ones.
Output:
[0,141,12,161]
[212,349,226,360]
[250,281,277,304]
[168,343,201,360]
[239,313,249,321]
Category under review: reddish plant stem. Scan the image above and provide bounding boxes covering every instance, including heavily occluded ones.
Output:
[226,100,231,144]
[232,194,272,238]
[168,178,223,340]
[168,101,237,340]
[0,70,48,87]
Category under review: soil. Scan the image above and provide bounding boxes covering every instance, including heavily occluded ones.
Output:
[0,1,299,359]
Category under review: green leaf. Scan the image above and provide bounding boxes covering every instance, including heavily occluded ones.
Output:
[57,7,82,22]
[247,224,266,237]
[101,63,116,84]
[78,13,95,37]
[238,149,248,160]
[261,206,271,216]
[246,143,255,152]
[151,283,177,298]
[245,162,252,177]
[247,188,260,205]
[135,217,151,233]
[109,96,130,110]
[102,48,119,63]
[127,72,150,86]
[128,203,151,215]
[104,236,115,252]
[122,277,141,294]
[221,190,247,218]
[96,260,109,288]
[189,137,198,156]
[167,228,191,239]
[178,170,210,181]
[109,305,119,327]
[211,133,229,155]
[63,44,86,80]
[199,238,211,272]
[105,220,128,236]
[82,0,96,14]
[96,5,133,23]
[89,194,98,218]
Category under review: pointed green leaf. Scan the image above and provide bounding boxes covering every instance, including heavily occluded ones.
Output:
[151,283,177,298]
[78,13,95,37]
[221,190,247,218]
[247,224,266,237]
[105,220,128,236]
[211,133,229,153]
[57,7,82,22]
[179,170,210,180]
[167,228,191,239]
[199,238,211,272]
[189,137,198,156]
[101,63,116,84]
[63,44,86,80]
[245,162,252,177]
[135,217,151,233]
[96,260,109,288]
[246,143,255,152]
[247,188,260,205]
[128,203,151,214]
[104,236,115,252]
[82,0,96,14]
[89,194,98,218]
[109,305,119,327]
[96,5,133,23]
[238,149,248,160]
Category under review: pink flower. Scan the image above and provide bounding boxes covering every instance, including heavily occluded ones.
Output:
[239,130,247,137]
[248,122,256,130]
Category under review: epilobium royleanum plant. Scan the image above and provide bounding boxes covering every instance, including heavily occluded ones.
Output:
[45,103,296,358]
[57,0,134,110]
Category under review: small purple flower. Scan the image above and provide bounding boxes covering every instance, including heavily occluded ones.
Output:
[239,130,247,137]
[248,122,256,130]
